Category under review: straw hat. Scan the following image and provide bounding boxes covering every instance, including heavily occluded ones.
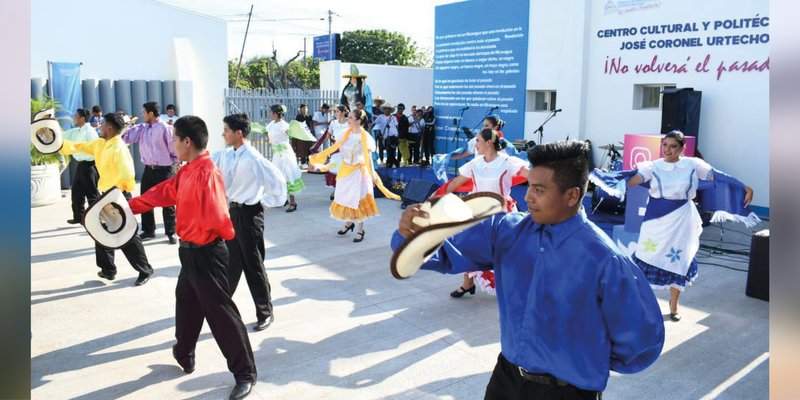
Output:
[380,102,396,113]
[390,192,505,279]
[83,188,138,249]
[31,108,63,154]
[342,64,367,78]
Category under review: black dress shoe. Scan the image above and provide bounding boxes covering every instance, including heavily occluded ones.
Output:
[670,313,682,322]
[229,381,254,400]
[450,285,476,298]
[254,315,274,332]
[97,271,116,281]
[139,232,156,241]
[67,218,81,225]
[172,345,195,374]
[135,272,152,286]
[167,234,178,245]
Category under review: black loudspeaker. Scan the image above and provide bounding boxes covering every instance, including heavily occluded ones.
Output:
[746,229,769,301]
[401,179,440,207]
[661,88,702,141]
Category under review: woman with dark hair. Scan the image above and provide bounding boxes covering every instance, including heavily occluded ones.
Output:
[309,105,350,200]
[309,110,400,243]
[451,115,508,161]
[266,104,304,212]
[340,65,373,118]
[591,130,758,321]
[440,128,529,297]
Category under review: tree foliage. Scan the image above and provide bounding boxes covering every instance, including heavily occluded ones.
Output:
[340,29,431,67]
[228,52,320,90]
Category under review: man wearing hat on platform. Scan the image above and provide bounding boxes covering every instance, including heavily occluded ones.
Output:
[63,108,100,225]
[375,102,400,168]
[391,140,664,399]
[123,101,178,244]
[128,115,258,400]
[60,113,154,286]
[212,113,287,332]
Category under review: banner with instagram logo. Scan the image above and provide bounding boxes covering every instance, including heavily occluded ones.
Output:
[623,134,696,170]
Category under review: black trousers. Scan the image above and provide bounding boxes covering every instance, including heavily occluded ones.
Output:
[227,204,273,322]
[70,160,100,221]
[140,165,176,235]
[385,139,399,168]
[485,353,602,400]
[408,137,421,164]
[375,132,385,162]
[421,129,436,163]
[175,240,257,383]
[95,191,153,276]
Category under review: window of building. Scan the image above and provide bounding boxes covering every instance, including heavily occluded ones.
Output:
[527,90,557,112]
[633,84,676,109]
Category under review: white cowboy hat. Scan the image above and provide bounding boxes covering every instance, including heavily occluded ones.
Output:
[390,192,506,279]
[380,102,396,113]
[32,108,56,121]
[30,117,63,154]
[83,187,138,249]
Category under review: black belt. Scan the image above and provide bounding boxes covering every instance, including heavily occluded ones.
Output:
[145,164,173,170]
[179,237,223,248]
[502,355,569,387]
[229,202,261,209]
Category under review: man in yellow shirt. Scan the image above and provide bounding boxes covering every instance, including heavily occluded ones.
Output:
[60,113,154,286]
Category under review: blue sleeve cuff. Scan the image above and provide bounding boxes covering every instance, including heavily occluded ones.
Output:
[390,230,405,252]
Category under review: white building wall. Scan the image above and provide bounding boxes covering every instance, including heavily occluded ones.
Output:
[320,61,433,109]
[31,0,228,151]
[522,0,769,207]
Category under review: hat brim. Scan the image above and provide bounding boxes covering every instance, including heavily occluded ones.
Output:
[30,118,64,154]
[32,108,56,122]
[390,192,506,280]
[342,74,368,78]
[83,188,138,249]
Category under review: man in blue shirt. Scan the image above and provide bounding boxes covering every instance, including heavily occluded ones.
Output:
[392,140,664,399]
[213,113,287,332]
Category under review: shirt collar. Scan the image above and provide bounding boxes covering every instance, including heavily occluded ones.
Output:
[532,208,588,248]
[232,142,250,157]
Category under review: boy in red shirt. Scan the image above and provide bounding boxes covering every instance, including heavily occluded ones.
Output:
[128,116,256,400]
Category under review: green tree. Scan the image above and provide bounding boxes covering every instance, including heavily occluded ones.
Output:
[340,29,430,67]
[229,53,320,90]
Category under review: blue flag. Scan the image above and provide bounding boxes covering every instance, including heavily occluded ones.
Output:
[48,62,82,130]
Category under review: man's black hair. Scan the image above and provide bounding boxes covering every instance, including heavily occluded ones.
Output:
[103,113,124,133]
[166,104,176,111]
[75,108,90,120]
[143,101,160,116]
[91,105,102,113]
[174,115,209,150]
[223,113,251,138]
[527,140,589,197]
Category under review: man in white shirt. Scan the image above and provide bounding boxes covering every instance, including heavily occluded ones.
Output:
[63,108,100,224]
[375,103,400,168]
[213,113,287,332]
[311,103,331,149]
[159,104,179,126]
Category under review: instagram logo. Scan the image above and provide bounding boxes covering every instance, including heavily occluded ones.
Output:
[628,146,652,169]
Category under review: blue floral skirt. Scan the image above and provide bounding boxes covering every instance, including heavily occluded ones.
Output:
[633,253,698,291]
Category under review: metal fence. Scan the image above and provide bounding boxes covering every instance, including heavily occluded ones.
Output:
[224,88,339,158]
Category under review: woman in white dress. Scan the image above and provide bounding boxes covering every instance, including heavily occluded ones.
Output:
[266,104,304,212]
[441,129,529,297]
[310,105,350,200]
[309,110,400,243]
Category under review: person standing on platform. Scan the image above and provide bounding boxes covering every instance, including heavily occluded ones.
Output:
[375,103,399,168]
[421,106,437,166]
[393,141,665,399]
[123,101,178,244]
[128,115,257,400]
[213,113,287,332]
[160,104,179,126]
[395,103,410,165]
[63,108,100,225]
[407,109,424,166]
[60,113,154,286]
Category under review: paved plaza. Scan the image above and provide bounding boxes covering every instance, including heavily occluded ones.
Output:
[31,172,769,399]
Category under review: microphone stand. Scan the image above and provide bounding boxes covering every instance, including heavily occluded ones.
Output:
[451,107,467,176]
[532,109,559,146]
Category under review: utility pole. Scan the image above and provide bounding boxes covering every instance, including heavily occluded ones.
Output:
[328,9,333,60]
[233,4,254,89]
[303,37,307,66]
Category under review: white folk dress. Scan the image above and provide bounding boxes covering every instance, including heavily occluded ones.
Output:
[266,119,305,195]
[458,152,528,294]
